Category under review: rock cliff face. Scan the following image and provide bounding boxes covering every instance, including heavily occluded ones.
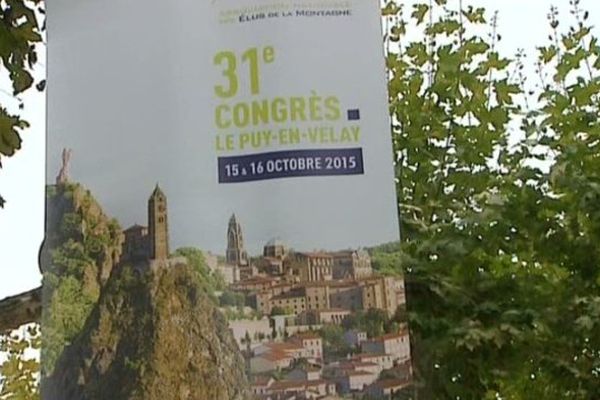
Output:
[41,183,125,374]
[41,183,250,399]
[41,183,123,287]
[44,263,250,400]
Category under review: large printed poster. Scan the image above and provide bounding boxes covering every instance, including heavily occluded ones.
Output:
[44,0,413,398]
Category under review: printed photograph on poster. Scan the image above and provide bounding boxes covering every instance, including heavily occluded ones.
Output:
[42,0,413,398]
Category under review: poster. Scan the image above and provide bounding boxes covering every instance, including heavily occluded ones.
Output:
[44,0,413,398]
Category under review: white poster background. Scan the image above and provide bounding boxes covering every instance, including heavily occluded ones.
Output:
[47,0,399,254]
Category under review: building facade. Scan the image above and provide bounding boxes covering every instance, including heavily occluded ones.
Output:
[361,329,412,364]
[332,249,373,279]
[285,252,334,282]
[121,185,170,263]
[122,224,149,262]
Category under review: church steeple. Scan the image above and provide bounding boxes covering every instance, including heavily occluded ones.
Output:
[148,184,169,260]
[226,213,248,266]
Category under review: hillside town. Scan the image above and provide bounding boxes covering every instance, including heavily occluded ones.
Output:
[119,188,413,399]
[211,215,413,399]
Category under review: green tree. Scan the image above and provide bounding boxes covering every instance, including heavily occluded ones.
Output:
[219,289,245,308]
[0,326,40,400]
[0,0,45,207]
[174,247,226,300]
[270,306,289,316]
[511,3,600,397]
[320,325,352,360]
[383,0,600,398]
[370,242,403,276]
[343,309,392,338]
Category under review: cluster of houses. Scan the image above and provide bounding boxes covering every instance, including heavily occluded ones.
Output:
[118,189,413,398]
[208,215,406,319]
[246,329,411,399]
[211,215,413,398]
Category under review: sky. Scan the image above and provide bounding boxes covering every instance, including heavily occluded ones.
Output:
[46,0,400,258]
[1,0,599,300]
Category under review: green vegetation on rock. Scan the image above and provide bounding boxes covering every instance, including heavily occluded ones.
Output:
[40,184,124,376]
[43,263,250,400]
[220,289,246,308]
[173,247,226,302]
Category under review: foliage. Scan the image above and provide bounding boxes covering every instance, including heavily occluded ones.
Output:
[41,274,95,375]
[370,242,404,276]
[342,308,399,338]
[222,307,258,321]
[0,326,40,400]
[319,324,352,360]
[0,1,599,398]
[219,289,246,308]
[384,0,600,398]
[41,185,123,376]
[174,247,226,300]
[0,0,45,207]
[270,306,291,316]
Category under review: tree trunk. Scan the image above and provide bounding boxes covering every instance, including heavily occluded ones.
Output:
[0,287,42,332]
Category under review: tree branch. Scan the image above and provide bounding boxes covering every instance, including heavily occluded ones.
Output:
[0,287,42,332]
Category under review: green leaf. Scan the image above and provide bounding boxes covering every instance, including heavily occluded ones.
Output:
[495,80,520,105]
[462,7,486,24]
[0,107,28,157]
[539,46,558,64]
[411,3,430,25]
[10,69,34,95]
[406,42,428,66]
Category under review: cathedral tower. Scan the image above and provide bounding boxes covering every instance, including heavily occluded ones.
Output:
[148,184,169,260]
[226,214,248,266]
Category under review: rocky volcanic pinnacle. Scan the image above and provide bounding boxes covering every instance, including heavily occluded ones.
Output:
[43,262,250,400]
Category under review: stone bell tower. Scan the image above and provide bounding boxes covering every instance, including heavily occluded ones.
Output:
[148,184,169,260]
[226,214,248,266]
